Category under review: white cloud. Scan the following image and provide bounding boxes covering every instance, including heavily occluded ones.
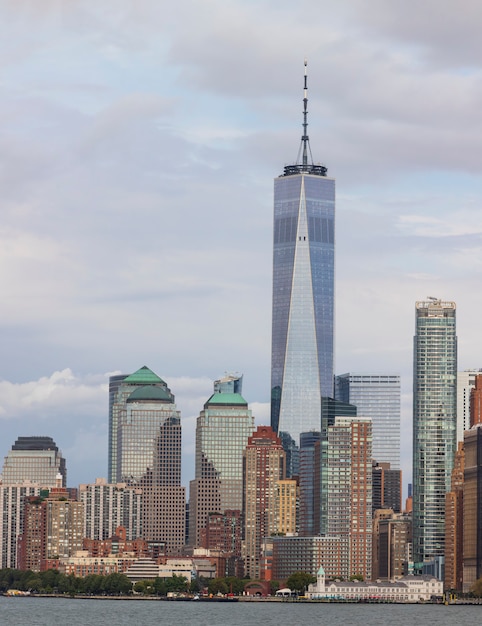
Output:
[1,1,482,495]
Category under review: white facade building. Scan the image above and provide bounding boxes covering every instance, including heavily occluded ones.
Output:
[307,566,443,603]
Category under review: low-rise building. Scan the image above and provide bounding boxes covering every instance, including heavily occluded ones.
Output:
[307,566,443,602]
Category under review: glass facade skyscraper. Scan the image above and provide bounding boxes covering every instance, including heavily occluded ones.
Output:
[271,63,335,444]
[413,299,457,566]
[335,373,401,469]
[110,366,185,554]
[188,377,254,547]
[1,436,66,487]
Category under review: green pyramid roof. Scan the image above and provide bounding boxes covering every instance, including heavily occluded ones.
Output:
[123,366,165,385]
[205,392,248,407]
[127,386,172,403]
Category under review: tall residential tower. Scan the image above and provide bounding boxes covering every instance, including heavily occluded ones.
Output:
[271,61,335,444]
[412,299,457,566]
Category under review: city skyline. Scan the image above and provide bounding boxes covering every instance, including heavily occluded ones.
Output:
[3,3,482,491]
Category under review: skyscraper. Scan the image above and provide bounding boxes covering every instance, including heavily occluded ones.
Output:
[335,373,401,469]
[80,478,142,541]
[109,366,167,483]
[188,376,254,547]
[412,298,457,566]
[111,366,185,554]
[326,416,372,580]
[18,482,84,571]
[271,61,335,444]
[242,426,285,579]
[463,425,482,592]
[1,436,66,486]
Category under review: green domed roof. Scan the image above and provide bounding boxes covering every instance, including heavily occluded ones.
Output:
[205,392,248,407]
[123,366,165,385]
[127,385,172,403]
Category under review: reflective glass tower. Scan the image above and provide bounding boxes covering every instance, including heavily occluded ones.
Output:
[271,62,335,443]
[413,299,457,566]
[335,373,401,469]
[188,375,254,547]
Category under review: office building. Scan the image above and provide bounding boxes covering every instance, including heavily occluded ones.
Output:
[271,535,349,581]
[326,416,372,580]
[1,436,66,486]
[457,369,482,443]
[243,426,285,579]
[79,478,142,541]
[412,299,457,567]
[188,377,254,547]
[463,425,482,592]
[109,366,172,483]
[111,366,185,554]
[335,373,401,469]
[271,61,335,444]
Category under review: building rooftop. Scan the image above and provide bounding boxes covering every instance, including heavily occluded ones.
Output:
[123,366,166,385]
[205,392,247,407]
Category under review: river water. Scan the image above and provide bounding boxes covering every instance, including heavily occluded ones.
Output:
[0,597,480,626]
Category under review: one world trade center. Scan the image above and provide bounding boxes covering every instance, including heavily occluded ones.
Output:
[271,61,335,445]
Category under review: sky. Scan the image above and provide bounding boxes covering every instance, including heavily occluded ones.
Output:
[2,1,482,493]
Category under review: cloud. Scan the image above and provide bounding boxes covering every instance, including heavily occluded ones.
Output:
[2,1,482,495]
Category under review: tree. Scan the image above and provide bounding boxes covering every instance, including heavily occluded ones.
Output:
[349,574,364,582]
[285,571,316,594]
[270,580,280,594]
[208,578,228,595]
[471,577,482,597]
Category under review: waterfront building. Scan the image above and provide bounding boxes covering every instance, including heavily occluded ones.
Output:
[60,552,137,577]
[456,369,482,443]
[335,373,401,469]
[271,61,335,444]
[188,377,254,547]
[307,566,443,602]
[242,426,285,579]
[445,442,464,592]
[412,299,457,567]
[270,535,349,581]
[1,436,66,486]
[326,416,372,580]
[79,478,142,541]
[463,425,482,592]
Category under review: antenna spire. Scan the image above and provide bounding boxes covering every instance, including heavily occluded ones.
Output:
[302,58,309,167]
[282,60,327,177]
